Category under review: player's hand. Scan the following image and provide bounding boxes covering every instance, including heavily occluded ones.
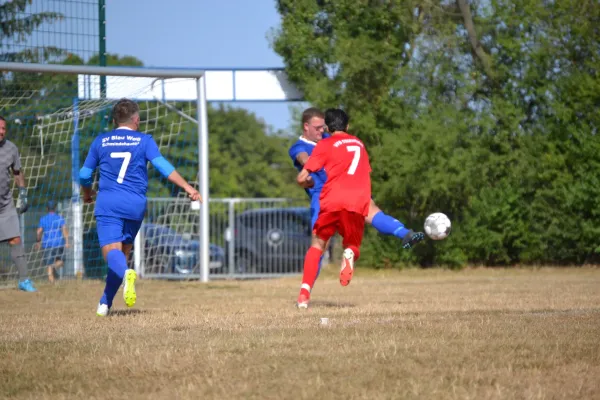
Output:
[187,189,202,202]
[296,169,312,188]
[303,175,315,188]
[34,242,40,251]
[83,190,96,204]
[16,187,28,214]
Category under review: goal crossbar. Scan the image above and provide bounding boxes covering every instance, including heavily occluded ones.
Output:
[0,61,205,78]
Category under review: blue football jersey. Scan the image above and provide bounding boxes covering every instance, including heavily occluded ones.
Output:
[82,128,162,221]
[38,213,66,249]
[288,134,329,199]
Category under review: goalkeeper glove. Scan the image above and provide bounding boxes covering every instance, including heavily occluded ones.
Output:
[16,187,28,214]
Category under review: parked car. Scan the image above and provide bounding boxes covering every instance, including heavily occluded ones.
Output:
[224,207,332,274]
[142,223,225,275]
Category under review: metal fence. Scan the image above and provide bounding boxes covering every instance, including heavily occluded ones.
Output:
[138,197,327,280]
[0,0,104,64]
[0,197,321,283]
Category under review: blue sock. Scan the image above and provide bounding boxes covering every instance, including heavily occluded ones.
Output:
[371,211,411,239]
[99,249,128,308]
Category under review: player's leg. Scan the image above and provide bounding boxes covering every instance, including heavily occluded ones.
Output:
[309,196,329,281]
[122,243,133,259]
[9,236,37,292]
[0,209,36,291]
[54,247,65,270]
[44,248,55,283]
[338,210,366,287]
[96,216,128,316]
[51,247,65,281]
[120,219,142,308]
[367,200,409,237]
[297,212,337,308]
[367,200,425,249]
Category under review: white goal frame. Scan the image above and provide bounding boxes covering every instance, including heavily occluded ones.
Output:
[0,62,212,281]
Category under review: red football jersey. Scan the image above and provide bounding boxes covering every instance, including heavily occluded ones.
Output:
[304,132,372,216]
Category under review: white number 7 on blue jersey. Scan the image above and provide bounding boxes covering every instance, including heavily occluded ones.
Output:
[110,152,132,184]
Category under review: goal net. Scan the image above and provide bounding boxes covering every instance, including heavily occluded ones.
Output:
[0,67,208,284]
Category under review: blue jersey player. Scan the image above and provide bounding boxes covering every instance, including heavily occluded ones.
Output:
[80,99,201,317]
[289,108,424,299]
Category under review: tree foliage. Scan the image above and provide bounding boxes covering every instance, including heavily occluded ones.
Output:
[273,0,600,267]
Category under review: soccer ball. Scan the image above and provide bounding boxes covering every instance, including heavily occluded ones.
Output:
[424,213,451,240]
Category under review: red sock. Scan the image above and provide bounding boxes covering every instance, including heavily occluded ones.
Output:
[300,247,323,297]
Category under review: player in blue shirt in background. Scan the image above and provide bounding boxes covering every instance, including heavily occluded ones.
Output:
[80,99,201,317]
[36,200,69,283]
[289,108,424,281]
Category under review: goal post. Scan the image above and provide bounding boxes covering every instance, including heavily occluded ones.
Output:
[0,62,210,283]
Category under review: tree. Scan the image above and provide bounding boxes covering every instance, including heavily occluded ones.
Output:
[272,0,600,267]
[206,105,301,198]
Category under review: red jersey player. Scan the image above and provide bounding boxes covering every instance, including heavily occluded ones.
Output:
[295,108,371,308]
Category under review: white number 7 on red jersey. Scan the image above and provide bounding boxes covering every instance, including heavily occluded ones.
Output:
[346,145,361,175]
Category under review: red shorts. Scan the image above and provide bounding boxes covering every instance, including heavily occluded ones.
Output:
[313,210,365,249]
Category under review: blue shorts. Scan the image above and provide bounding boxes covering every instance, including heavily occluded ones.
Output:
[96,216,142,248]
[43,247,65,266]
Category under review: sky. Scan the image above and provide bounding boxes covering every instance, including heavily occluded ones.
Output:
[106,0,306,134]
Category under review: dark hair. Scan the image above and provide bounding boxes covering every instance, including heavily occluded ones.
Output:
[301,107,325,125]
[112,98,139,125]
[0,116,6,122]
[324,108,349,133]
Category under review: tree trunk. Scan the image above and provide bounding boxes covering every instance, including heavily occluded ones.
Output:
[456,0,496,82]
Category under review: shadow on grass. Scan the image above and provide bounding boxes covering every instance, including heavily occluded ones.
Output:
[310,300,356,308]
[110,309,148,317]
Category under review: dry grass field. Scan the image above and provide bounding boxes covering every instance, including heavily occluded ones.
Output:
[1,267,599,400]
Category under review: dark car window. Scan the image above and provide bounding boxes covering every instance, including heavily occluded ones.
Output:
[282,213,310,233]
[238,213,280,230]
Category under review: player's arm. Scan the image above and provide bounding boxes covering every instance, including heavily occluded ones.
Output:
[11,146,28,213]
[80,180,95,203]
[13,169,25,188]
[288,143,314,188]
[296,169,312,186]
[79,139,99,203]
[294,152,315,188]
[295,152,310,166]
[297,144,326,186]
[146,137,201,202]
[169,171,201,201]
